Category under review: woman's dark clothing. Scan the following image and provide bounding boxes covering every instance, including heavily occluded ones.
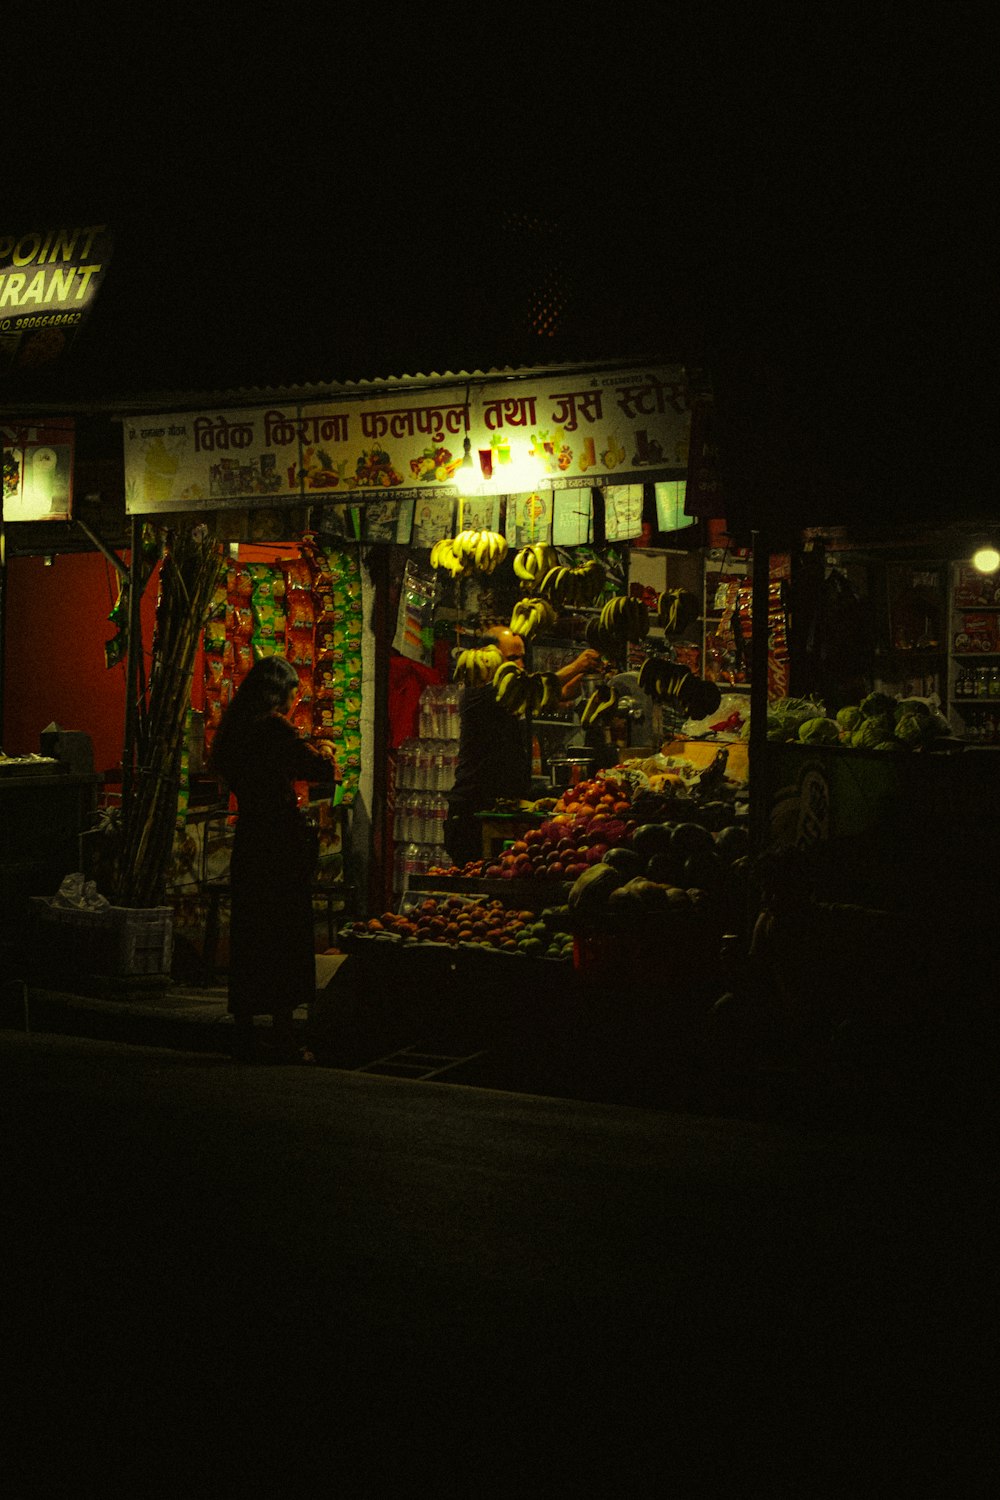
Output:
[444,682,530,867]
[223,713,335,1019]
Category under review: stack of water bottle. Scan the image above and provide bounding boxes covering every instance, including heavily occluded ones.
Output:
[393,682,463,891]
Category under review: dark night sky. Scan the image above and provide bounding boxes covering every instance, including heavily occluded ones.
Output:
[5,13,995,528]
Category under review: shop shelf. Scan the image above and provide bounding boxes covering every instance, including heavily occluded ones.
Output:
[406,874,574,904]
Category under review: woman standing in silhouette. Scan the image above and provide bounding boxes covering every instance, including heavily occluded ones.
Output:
[208,655,338,1062]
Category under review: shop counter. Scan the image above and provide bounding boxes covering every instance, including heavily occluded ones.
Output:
[0,770,104,931]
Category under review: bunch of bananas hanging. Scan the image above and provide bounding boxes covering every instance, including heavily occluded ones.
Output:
[513,547,605,608]
[509,596,559,640]
[638,655,693,702]
[561,559,607,607]
[637,656,723,720]
[655,587,700,635]
[431,529,508,577]
[453,644,504,685]
[579,680,617,726]
[534,563,578,608]
[493,659,563,717]
[583,594,650,653]
[512,542,559,586]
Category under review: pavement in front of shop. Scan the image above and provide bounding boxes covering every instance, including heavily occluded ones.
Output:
[2,946,991,1134]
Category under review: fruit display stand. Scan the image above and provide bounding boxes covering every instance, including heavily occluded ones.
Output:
[338,758,752,1063]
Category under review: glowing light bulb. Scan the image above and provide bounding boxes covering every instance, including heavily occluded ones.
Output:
[456,436,478,496]
[972,545,1000,574]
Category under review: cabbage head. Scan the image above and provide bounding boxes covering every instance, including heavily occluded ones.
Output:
[859,691,897,720]
[923,711,952,742]
[772,695,826,726]
[894,698,931,725]
[851,717,892,749]
[894,712,925,747]
[836,705,863,734]
[798,715,841,744]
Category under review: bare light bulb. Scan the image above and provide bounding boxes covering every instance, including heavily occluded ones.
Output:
[972,545,1000,574]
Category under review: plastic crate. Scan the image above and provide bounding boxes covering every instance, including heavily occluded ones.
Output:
[30,899,174,977]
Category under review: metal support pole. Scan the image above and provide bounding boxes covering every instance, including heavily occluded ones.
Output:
[73,516,129,578]
[748,528,771,854]
[0,522,7,747]
[368,544,392,915]
[121,515,144,822]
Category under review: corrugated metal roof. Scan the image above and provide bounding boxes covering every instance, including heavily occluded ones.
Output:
[3,354,681,420]
[99,355,676,418]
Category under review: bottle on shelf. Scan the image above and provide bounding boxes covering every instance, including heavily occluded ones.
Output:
[393,842,408,892]
[402,841,422,889]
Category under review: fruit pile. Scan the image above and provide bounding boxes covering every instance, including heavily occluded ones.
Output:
[431,769,750,902]
[349,895,573,959]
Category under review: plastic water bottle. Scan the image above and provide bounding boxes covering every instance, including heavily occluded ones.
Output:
[397,739,415,789]
[403,841,421,887]
[431,740,446,792]
[393,843,408,891]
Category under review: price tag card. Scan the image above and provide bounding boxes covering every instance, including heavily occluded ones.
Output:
[411,493,455,549]
[552,487,593,546]
[504,491,552,546]
[654,479,694,532]
[362,499,402,543]
[604,484,644,541]
[458,496,497,532]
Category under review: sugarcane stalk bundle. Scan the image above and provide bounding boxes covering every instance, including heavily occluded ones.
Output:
[115,526,224,907]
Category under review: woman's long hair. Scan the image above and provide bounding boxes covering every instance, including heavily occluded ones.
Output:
[208,655,299,786]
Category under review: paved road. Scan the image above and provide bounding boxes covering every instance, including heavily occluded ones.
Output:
[2,1031,994,1496]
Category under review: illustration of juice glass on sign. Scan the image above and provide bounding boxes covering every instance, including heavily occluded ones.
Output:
[143,437,181,504]
[530,429,573,475]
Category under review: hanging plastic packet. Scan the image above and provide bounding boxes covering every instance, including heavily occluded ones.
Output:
[227,602,254,640]
[227,564,253,601]
[282,557,315,593]
[203,618,227,653]
[251,595,286,637]
[286,591,316,632]
[252,636,284,661]
[207,575,228,618]
[286,628,315,667]
[392,558,437,663]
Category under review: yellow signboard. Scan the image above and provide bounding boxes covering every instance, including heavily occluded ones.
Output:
[2,419,75,521]
[122,365,691,514]
[0,225,113,374]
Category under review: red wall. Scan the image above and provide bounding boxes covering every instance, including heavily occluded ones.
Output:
[3,551,158,776]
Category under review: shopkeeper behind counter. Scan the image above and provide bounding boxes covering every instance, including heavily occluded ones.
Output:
[443,627,600,868]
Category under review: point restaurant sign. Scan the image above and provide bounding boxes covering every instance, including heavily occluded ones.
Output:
[0,224,113,374]
[121,366,692,516]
